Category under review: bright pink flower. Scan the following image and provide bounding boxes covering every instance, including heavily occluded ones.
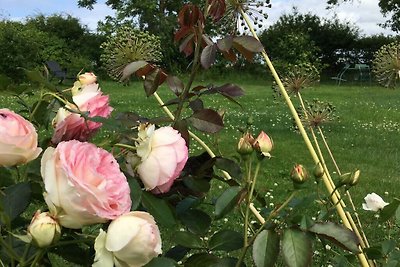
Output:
[135,124,188,194]
[0,108,42,167]
[51,83,112,144]
[41,140,131,229]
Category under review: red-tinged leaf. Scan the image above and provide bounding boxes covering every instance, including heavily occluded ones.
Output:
[180,33,195,57]
[174,119,189,146]
[215,83,245,97]
[179,4,204,27]
[188,109,223,133]
[121,61,148,81]
[136,64,155,78]
[189,98,204,112]
[222,49,237,62]
[175,26,192,42]
[192,85,207,92]
[201,44,217,69]
[208,0,226,22]
[233,42,254,61]
[167,76,184,96]
[144,69,162,96]
[233,36,264,53]
[217,36,233,52]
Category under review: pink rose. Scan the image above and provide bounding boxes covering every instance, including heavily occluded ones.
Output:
[135,124,188,194]
[253,131,273,158]
[93,211,162,267]
[0,108,42,167]
[41,140,131,229]
[51,83,112,144]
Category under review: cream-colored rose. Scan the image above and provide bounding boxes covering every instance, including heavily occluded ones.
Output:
[79,72,97,85]
[0,108,42,167]
[93,211,162,267]
[28,210,61,248]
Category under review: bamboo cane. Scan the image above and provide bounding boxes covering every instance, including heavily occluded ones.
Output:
[239,8,370,267]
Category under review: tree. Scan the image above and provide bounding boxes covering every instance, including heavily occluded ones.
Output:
[327,0,400,33]
[259,8,360,73]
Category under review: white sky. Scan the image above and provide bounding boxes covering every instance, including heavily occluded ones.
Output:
[0,0,396,36]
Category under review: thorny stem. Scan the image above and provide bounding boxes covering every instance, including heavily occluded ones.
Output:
[239,8,370,266]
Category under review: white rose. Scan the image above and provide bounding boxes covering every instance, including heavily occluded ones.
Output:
[362,193,389,212]
[93,211,162,267]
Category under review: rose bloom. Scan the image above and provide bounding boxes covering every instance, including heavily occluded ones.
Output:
[41,140,131,229]
[0,108,42,167]
[362,193,389,212]
[79,72,97,85]
[134,124,188,194]
[52,83,112,144]
[93,211,162,267]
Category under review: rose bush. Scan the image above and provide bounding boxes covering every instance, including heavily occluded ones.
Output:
[132,124,188,194]
[41,140,131,228]
[0,108,42,167]
[93,211,162,267]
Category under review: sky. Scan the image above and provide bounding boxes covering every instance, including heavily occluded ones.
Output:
[0,0,396,36]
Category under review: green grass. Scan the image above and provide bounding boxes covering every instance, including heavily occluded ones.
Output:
[1,78,399,264]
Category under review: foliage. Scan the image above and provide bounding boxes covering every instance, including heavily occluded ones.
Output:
[372,41,400,88]
[259,8,359,72]
[100,26,163,80]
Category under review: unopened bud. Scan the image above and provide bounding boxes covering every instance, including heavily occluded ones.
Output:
[290,164,308,184]
[253,131,273,158]
[28,211,61,248]
[313,162,324,179]
[237,133,254,155]
[340,170,360,186]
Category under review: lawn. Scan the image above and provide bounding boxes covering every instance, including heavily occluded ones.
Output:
[0,76,399,264]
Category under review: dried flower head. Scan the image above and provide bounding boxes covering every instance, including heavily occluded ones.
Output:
[300,99,337,128]
[100,26,162,80]
[272,63,320,97]
[372,41,400,88]
[221,0,271,34]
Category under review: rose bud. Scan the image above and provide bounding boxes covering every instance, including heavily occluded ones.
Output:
[253,131,273,158]
[313,162,325,179]
[362,193,389,212]
[237,132,254,155]
[0,108,42,167]
[78,72,97,85]
[28,211,61,248]
[93,211,162,267]
[290,164,308,184]
[339,170,360,187]
[41,140,131,229]
[136,124,188,194]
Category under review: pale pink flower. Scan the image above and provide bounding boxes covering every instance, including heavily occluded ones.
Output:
[362,193,389,212]
[0,108,42,167]
[41,140,131,229]
[79,72,97,85]
[52,83,112,144]
[253,131,273,157]
[28,210,61,248]
[93,211,162,267]
[135,124,188,194]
